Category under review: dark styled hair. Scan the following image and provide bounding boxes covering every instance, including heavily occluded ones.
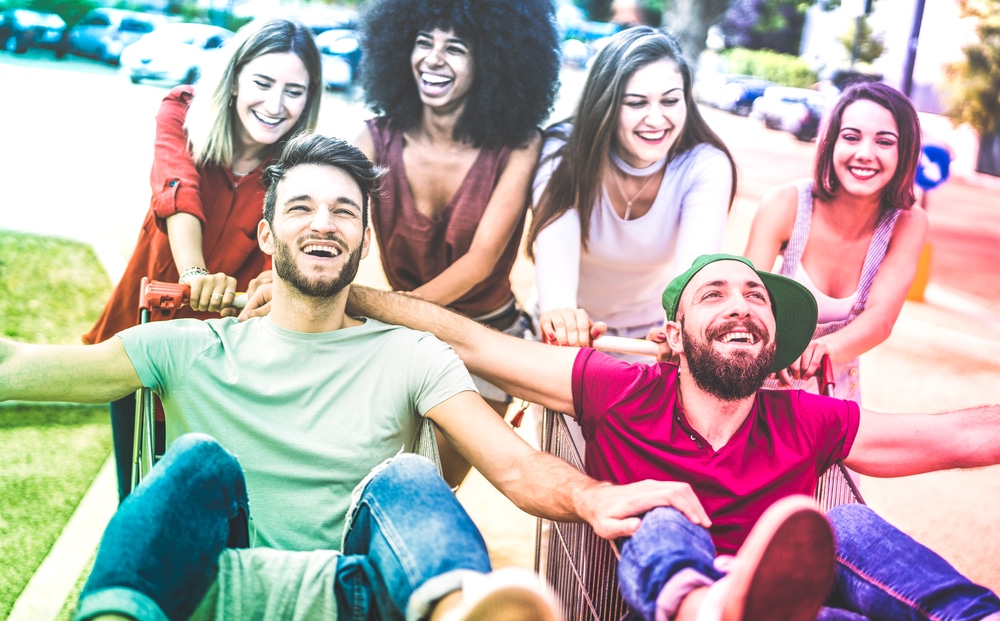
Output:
[813,81,921,210]
[357,0,560,149]
[528,26,737,256]
[263,134,385,227]
[186,18,323,167]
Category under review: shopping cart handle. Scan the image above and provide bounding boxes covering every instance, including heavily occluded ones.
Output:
[592,335,660,358]
[139,278,246,312]
[817,354,835,396]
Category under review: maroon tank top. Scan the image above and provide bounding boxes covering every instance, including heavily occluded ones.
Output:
[367,116,525,317]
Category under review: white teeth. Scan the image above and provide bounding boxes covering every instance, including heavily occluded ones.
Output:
[850,167,876,178]
[720,331,756,344]
[421,73,451,85]
[253,111,283,127]
[303,244,341,257]
[637,130,666,140]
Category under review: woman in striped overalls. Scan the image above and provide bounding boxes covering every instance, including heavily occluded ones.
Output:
[744,81,927,403]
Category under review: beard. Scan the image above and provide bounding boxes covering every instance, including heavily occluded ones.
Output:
[682,318,775,401]
[272,235,363,299]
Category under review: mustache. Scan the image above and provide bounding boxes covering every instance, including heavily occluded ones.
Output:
[299,234,348,251]
[707,320,769,343]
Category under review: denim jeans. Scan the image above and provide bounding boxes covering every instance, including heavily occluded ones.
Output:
[618,505,1000,621]
[75,433,492,621]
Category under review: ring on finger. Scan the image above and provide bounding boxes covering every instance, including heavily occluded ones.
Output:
[211,293,224,300]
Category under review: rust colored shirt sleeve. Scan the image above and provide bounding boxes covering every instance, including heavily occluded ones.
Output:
[149,86,205,231]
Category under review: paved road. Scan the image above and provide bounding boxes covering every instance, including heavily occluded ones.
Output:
[3,55,998,604]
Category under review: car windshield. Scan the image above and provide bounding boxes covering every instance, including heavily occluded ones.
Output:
[147,24,230,47]
[121,18,155,34]
[14,9,61,27]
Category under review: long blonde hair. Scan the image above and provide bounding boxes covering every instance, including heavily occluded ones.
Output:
[184,18,323,167]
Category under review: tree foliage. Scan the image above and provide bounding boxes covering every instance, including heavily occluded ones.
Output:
[717,0,808,55]
[947,0,1000,135]
[838,15,885,65]
[725,46,818,86]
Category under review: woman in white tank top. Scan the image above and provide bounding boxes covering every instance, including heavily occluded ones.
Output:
[743,82,928,402]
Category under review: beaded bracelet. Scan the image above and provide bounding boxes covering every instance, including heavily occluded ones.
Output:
[179,266,210,284]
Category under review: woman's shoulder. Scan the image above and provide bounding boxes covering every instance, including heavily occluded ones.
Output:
[164,84,196,107]
[541,121,572,147]
[760,181,803,211]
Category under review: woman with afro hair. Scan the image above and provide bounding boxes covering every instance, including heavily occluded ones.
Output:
[355,0,559,428]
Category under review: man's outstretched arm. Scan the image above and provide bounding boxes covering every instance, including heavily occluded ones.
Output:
[348,285,579,414]
[846,404,1000,477]
[0,337,142,404]
[427,391,711,540]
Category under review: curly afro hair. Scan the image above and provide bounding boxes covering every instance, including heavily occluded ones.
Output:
[358,0,560,149]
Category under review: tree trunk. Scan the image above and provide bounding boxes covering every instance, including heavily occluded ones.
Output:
[977,129,1000,177]
[659,0,729,70]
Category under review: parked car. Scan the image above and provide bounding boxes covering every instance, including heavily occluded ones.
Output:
[315,27,359,90]
[120,22,232,85]
[717,76,777,116]
[696,74,776,116]
[0,9,67,56]
[751,85,827,142]
[67,8,163,65]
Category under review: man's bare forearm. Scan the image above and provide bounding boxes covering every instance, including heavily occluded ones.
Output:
[0,337,142,404]
[850,404,1000,477]
[348,286,577,412]
[348,285,483,357]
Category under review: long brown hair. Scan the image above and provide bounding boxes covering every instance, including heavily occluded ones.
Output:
[527,26,736,257]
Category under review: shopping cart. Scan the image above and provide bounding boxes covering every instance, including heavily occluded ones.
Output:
[535,339,863,621]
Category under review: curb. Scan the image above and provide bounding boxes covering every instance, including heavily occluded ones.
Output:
[8,455,116,621]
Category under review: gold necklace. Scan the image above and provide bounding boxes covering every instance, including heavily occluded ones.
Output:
[611,166,659,221]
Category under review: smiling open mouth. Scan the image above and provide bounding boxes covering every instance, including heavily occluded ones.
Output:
[710,321,766,345]
[718,330,759,344]
[421,73,452,87]
[302,244,342,258]
[636,129,667,142]
[252,111,285,128]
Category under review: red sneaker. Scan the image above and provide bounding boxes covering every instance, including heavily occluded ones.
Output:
[720,495,836,621]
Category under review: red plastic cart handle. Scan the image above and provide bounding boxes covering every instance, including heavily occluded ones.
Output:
[138,277,190,312]
[138,278,246,312]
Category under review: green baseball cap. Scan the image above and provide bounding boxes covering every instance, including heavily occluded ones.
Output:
[661,254,818,372]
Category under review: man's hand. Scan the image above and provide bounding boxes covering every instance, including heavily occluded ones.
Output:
[221,270,273,318]
[538,308,606,347]
[584,479,711,540]
[237,282,273,320]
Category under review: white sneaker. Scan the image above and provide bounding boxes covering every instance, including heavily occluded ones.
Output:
[440,567,562,621]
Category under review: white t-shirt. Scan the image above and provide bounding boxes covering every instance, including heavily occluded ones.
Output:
[531,128,733,332]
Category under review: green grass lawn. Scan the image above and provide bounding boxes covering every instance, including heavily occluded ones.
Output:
[0,230,114,617]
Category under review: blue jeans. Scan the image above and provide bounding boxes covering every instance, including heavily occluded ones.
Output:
[618,505,1000,621]
[75,433,492,621]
